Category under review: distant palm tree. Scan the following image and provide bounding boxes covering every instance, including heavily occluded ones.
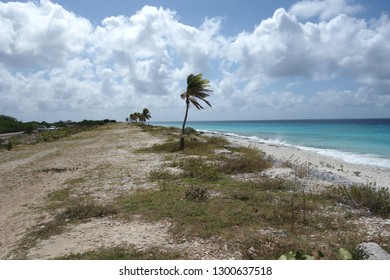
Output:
[142,108,151,123]
[129,113,136,124]
[139,113,146,124]
[180,73,212,150]
[132,112,140,124]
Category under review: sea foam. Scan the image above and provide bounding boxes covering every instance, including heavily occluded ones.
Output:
[202,129,390,169]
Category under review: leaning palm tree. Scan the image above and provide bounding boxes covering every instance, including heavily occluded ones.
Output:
[180,73,212,150]
[142,108,151,123]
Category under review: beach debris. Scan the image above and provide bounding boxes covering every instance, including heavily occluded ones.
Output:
[39,166,80,173]
[214,149,232,155]
[7,139,13,151]
[307,170,353,185]
[247,247,257,259]
[273,230,289,238]
[356,242,390,260]
[185,186,209,201]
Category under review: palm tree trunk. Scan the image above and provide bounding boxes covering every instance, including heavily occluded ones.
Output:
[180,99,190,150]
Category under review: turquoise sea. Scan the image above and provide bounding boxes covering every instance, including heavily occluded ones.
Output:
[153,119,390,169]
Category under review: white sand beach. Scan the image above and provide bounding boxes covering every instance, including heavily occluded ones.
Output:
[219,134,390,191]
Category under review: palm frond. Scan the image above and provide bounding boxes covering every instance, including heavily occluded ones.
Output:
[188,97,204,110]
[181,73,212,110]
[198,97,211,107]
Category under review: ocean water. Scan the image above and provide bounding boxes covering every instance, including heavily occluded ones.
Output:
[153,119,390,169]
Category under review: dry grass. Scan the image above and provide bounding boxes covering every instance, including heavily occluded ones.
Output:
[326,184,390,217]
[55,245,184,260]
[220,146,272,174]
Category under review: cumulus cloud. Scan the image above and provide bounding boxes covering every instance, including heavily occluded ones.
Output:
[0,0,92,69]
[90,5,226,101]
[289,0,363,21]
[227,9,314,79]
[221,7,390,112]
[0,0,389,121]
[226,8,390,83]
[0,2,225,120]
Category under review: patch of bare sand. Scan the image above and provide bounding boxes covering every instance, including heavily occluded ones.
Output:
[27,218,171,259]
[27,217,241,260]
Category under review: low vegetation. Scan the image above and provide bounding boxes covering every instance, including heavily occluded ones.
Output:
[326,184,390,217]
[0,115,35,134]
[56,245,183,260]
[221,147,272,174]
[1,117,117,150]
[0,114,116,134]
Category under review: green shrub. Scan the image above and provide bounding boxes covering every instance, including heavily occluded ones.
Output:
[184,127,199,135]
[185,186,209,201]
[178,157,222,181]
[231,191,250,201]
[56,203,118,222]
[55,245,183,260]
[149,168,178,181]
[0,115,22,133]
[260,178,291,191]
[327,184,390,217]
[221,147,272,174]
[7,140,13,151]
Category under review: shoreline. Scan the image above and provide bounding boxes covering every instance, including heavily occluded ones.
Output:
[155,119,390,169]
[202,131,390,190]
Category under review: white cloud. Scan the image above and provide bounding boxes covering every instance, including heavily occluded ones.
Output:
[0,1,389,121]
[90,5,226,100]
[225,8,390,82]
[222,8,390,98]
[311,87,390,107]
[0,0,92,69]
[0,3,225,120]
[289,0,363,21]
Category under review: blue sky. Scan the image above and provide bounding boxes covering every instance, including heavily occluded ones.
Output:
[1,0,390,122]
[57,0,297,34]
